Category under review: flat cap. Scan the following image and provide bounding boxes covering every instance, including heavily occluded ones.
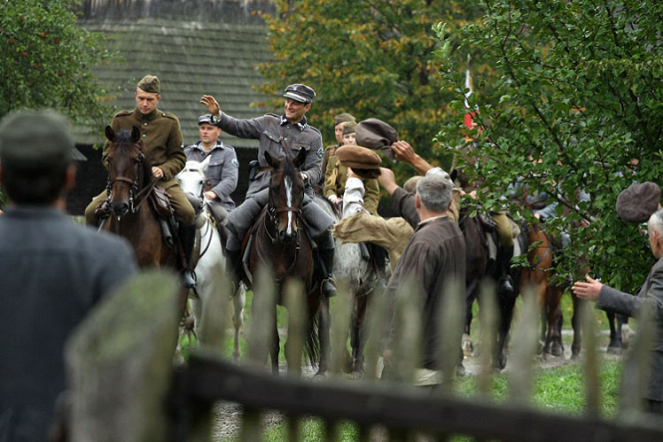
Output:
[334,112,356,126]
[355,118,398,161]
[198,114,215,125]
[342,121,357,135]
[137,75,160,94]
[616,182,661,223]
[0,110,74,173]
[283,83,316,103]
[335,145,382,179]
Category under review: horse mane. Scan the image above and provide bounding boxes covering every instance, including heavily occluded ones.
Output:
[111,130,152,184]
[282,153,297,179]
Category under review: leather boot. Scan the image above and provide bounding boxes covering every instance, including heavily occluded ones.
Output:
[179,224,197,289]
[225,248,243,294]
[319,247,337,298]
[497,245,514,293]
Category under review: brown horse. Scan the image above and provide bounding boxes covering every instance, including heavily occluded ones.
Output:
[520,222,582,359]
[246,150,327,375]
[102,126,187,312]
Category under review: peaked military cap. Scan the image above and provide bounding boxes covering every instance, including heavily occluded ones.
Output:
[283,84,316,103]
[0,109,75,173]
[198,114,215,125]
[137,75,160,94]
[355,118,398,161]
[616,182,661,223]
[334,112,356,126]
[335,145,382,179]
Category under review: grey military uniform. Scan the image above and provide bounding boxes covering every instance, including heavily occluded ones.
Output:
[213,112,333,249]
[184,140,239,211]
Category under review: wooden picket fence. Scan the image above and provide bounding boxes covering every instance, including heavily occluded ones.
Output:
[64,268,663,442]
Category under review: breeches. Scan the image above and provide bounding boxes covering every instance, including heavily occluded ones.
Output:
[84,182,196,226]
[492,211,513,247]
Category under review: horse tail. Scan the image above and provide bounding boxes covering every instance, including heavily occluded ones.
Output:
[304,311,321,369]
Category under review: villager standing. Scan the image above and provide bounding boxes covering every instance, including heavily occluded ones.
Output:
[84,75,197,288]
[320,112,356,193]
[0,110,138,442]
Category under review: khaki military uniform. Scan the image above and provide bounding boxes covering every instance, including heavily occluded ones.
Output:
[320,144,338,188]
[324,154,380,215]
[84,108,195,226]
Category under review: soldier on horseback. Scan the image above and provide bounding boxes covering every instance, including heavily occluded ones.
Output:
[200,84,337,297]
[85,75,197,288]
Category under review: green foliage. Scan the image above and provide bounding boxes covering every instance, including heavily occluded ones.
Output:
[433,0,663,290]
[258,0,485,180]
[0,0,118,124]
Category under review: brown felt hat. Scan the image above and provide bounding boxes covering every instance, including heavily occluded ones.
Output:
[335,145,382,179]
[355,118,398,161]
[334,112,355,126]
[616,182,661,223]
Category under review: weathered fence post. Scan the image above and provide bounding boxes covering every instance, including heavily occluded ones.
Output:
[65,270,181,442]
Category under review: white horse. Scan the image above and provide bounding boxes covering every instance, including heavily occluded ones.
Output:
[315,196,383,376]
[176,158,245,359]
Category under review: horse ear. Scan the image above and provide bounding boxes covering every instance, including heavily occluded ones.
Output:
[131,126,141,143]
[105,125,115,142]
[293,148,307,168]
[200,155,211,173]
[264,151,277,169]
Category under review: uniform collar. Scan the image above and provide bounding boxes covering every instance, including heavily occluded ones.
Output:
[133,108,159,122]
[194,140,225,152]
[280,114,308,131]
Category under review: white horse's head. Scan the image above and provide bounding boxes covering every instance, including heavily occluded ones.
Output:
[177,157,211,199]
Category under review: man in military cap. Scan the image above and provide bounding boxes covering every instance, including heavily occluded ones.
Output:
[184,114,239,231]
[85,75,197,287]
[0,110,138,442]
[200,83,338,297]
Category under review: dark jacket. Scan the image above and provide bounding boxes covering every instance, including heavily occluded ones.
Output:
[0,206,138,442]
[384,215,466,370]
[596,257,663,402]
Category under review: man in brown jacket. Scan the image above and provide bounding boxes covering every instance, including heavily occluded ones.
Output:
[85,75,196,287]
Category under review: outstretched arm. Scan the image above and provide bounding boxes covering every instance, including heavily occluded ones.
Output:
[391,140,433,175]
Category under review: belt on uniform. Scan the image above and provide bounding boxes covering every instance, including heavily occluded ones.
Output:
[259,166,273,172]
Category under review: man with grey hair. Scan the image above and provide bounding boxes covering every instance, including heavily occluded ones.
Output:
[573,208,663,414]
[381,167,466,386]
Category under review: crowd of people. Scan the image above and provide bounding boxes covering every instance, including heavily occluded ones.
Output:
[2,74,663,441]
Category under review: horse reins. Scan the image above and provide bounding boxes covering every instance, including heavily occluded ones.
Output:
[106,149,158,216]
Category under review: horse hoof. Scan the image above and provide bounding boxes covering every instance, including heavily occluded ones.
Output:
[462,334,474,357]
[607,345,622,355]
[550,345,564,357]
[350,371,363,380]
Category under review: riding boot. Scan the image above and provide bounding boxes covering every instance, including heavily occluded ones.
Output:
[179,224,197,289]
[319,247,337,298]
[497,245,514,293]
[225,248,243,294]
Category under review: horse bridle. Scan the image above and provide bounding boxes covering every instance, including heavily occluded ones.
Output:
[105,149,156,216]
[266,167,303,233]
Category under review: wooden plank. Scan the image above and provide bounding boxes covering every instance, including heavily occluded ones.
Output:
[176,353,663,442]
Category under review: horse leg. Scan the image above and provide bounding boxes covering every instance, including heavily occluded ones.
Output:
[232,286,246,361]
[570,293,582,359]
[495,285,518,370]
[462,281,478,358]
[545,287,564,357]
[351,293,369,378]
[271,311,280,374]
[315,297,330,377]
[619,314,630,350]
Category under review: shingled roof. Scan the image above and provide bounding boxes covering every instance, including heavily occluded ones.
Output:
[74,18,274,149]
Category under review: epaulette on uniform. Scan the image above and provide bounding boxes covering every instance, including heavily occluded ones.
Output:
[114,110,132,118]
[266,112,280,118]
[308,125,322,136]
[160,112,179,122]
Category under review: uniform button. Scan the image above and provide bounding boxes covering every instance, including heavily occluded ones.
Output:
[142,134,146,138]
[143,122,147,126]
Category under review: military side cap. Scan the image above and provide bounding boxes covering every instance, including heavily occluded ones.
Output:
[283,83,316,103]
[355,118,398,161]
[334,112,355,126]
[0,109,74,173]
[616,182,661,223]
[343,121,357,135]
[335,145,382,179]
[137,75,160,94]
[198,114,215,125]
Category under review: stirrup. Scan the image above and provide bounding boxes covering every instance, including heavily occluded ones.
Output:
[181,268,197,289]
[498,275,513,293]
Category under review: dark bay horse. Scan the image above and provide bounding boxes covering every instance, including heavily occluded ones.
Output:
[246,150,327,375]
[102,126,187,312]
[460,210,520,370]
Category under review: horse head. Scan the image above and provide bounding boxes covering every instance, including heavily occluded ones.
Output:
[104,125,150,219]
[265,149,306,244]
[177,156,211,201]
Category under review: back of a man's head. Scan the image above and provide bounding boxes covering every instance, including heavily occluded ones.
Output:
[0,110,74,205]
[416,172,453,214]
